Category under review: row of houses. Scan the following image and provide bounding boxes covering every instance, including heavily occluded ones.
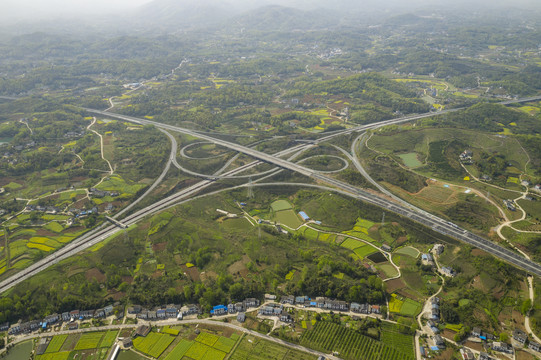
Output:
[25,204,62,214]
[280,295,381,314]
[8,305,117,335]
[258,303,293,323]
[513,328,541,352]
[131,304,200,320]
[89,188,119,199]
[210,298,260,316]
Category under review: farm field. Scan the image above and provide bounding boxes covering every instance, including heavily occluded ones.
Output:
[274,209,302,229]
[117,351,147,360]
[380,322,415,356]
[353,244,378,259]
[301,322,414,360]
[36,352,71,360]
[389,295,422,317]
[45,335,68,353]
[74,332,105,350]
[164,340,193,360]
[395,247,420,258]
[230,335,315,360]
[270,200,293,212]
[398,153,423,168]
[133,332,174,358]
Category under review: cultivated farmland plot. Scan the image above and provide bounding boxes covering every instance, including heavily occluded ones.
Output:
[301,322,414,360]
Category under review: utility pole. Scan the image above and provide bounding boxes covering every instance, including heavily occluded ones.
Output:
[247,177,254,199]
[3,226,9,269]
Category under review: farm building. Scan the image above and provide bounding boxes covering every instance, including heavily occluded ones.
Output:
[298,211,310,221]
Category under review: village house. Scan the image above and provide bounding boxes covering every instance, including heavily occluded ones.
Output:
[512,329,527,345]
[259,303,283,316]
[237,312,246,323]
[492,342,512,354]
[479,352,493,360]
[280,310,293,323]
[243,298,260,308]
[281,295,295,305]
[529,341,541,352]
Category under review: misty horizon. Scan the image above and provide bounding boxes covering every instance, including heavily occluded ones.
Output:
[2,0,541,26]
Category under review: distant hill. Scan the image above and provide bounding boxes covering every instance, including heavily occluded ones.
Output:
[230,5,339,32]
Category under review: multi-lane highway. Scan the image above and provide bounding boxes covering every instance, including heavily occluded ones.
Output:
[82,106,541,277]
[2,98,541,293]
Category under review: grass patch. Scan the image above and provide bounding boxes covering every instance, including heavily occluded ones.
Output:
[398,153,423,168]
[270,200,293,212]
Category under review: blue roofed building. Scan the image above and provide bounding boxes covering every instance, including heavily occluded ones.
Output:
[298,211,310,221]
[210,305,228,316]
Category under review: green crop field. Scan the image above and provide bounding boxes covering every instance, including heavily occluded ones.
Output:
[340,238,362,250]
[185,341,211,360]
[164,339,193,360]
[99,330,118,348]
[43,222,64,233]
[400,298,422,317]
[195,332,220,347]
[398,153,423,168]
[379,263,399,278]
[213,337,237,353]
[301,322,414,360]
[353,244,378,259]
[45,335,68,353]
[162,326,180,336]
[230,336,315,360]
[36,352,71,360]
[355,218,375,229]
[389,296,404,313]
[74,332,105,350]
[204,347,227,360]
[380,322,415,357]
[117,350,148,360]
[275,210,302,229]
[395,247,420,258]
[271,200,293,212]
[133,332,174,358]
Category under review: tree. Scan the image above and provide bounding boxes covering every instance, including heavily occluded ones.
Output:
[521,299,532,316]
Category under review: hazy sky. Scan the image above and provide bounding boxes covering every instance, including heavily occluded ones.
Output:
[2,0,540,24]
[2,0,153,21]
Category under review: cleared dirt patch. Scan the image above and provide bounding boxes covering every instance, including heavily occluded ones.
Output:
[228,255,250,275]
[385,278,406,293]
[85,268,106,283]
[181,265,200,281]
[152,242,167,252]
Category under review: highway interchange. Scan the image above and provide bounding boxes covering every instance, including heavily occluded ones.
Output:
[1,97,541,293]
